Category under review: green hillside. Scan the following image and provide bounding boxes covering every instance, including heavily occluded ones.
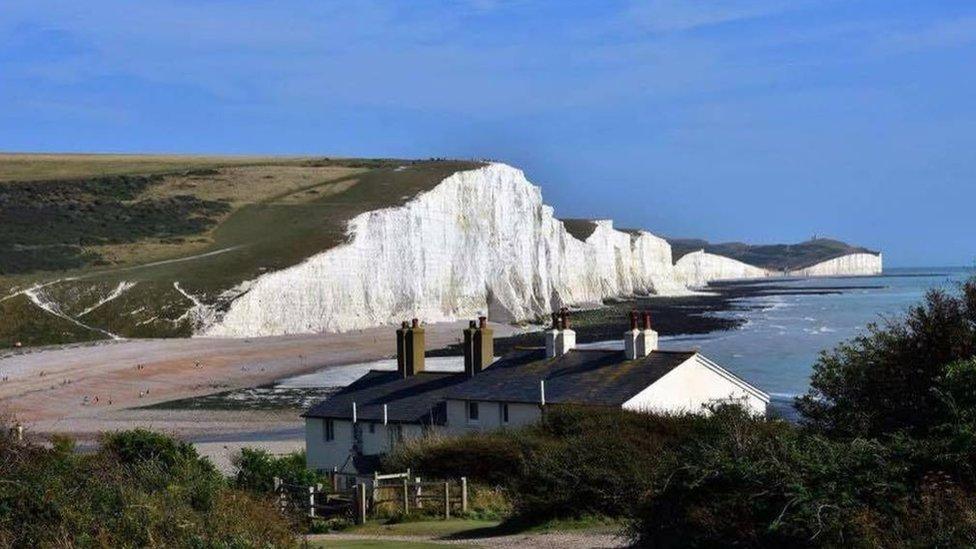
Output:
[0,154,482,347]
[667,237,879,271]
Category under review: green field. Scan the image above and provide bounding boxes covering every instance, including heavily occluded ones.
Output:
[0,154,482,347]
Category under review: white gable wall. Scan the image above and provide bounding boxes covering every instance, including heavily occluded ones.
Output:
[306,418,354,473]
[622,355,768,415]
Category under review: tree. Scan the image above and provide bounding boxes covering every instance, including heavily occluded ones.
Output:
[797,277,976,438]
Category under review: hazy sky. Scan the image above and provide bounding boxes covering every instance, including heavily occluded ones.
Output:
[2,1,974,267]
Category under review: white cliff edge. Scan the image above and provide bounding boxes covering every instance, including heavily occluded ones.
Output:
[673,250,770,289]
[788,253,883,277]
[203,163,882,337]
[206,163,690,337]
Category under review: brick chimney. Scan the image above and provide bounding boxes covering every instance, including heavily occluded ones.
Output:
[559,308,576,355]
[545,312,561,358]
[396,320,409,377]
[636,311,658,356]
[473,316,493,375]
[623,310,641,360]
[546,308,576,358]
[400,318,425,376]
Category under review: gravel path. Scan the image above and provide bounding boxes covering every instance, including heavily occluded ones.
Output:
[307,532,628,548]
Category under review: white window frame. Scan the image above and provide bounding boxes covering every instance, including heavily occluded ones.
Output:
[467,401,480,424]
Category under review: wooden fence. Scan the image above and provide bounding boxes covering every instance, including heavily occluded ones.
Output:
[274,471,467,524]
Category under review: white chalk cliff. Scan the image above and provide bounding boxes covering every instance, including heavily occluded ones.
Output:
[204,163,882,337]
[788,253,883,277]
[207,164,689,336]
[674,250,770,289]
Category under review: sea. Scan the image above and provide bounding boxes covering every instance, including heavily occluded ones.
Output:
[186,267,974,413]
[666,267,973,399]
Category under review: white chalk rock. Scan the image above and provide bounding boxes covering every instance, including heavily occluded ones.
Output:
[788,253,883,277]
[673,250,770,289]
[206,163,690,337]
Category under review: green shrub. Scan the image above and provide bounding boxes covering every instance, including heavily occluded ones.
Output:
[798,278,976,438]
[232,447,323,493]
[0,427,295,547]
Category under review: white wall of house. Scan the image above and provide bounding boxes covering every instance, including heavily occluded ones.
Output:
[305,417,431,474]
[622,355,768,415]
[306,417,354,473]
[445,399,542,432]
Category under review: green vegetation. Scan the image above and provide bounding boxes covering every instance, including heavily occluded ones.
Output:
[388,277,976,547]
[232,447,326,493]
[0,173,229,274]
[668,236,879,270]
[0,154,483,347]
[0,427,295,547]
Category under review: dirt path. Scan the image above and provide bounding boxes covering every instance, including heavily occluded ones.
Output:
[307,532,628,548]
[0,321,512,441]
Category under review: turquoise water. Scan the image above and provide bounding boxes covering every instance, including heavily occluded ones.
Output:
[659,267,975,398]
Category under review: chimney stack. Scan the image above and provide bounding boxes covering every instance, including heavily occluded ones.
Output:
[398,318,425,377]
[558,308,576,355]
[623,310,641,360]
[545,312,561,358]
[463,320,477,376]
[474,316,493,375]
[546,308,576,358]
[396,321,409,377]
[635,311,659,356]
[463,316,495,376]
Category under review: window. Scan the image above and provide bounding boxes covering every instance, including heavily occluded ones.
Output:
[501,403,510,424]
[323,419,335,441]
[368,422,375,434]
[467,401,480,422]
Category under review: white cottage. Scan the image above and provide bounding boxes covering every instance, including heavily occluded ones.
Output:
[304,312,769,474]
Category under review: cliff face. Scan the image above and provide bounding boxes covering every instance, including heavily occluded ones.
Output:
[207,164,690,336]
[788,253,883,277]
[674,251,770,289]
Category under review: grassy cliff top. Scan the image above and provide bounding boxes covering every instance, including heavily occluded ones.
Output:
[0,153,484,346]
[667,237,880,271]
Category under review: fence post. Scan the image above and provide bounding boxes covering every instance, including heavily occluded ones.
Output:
[415,477,423,509]
[461,477,468,514]
[273,477,284,513]
[308,486,316,518]
[444,481,451,519]
[402,477,409,514]
[355,483,367,525]
[372,472,379,508]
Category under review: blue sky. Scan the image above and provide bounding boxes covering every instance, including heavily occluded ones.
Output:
[2,1,974,267]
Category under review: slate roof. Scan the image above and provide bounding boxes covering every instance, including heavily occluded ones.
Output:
[302,371,468,424]
[444,348,698,406]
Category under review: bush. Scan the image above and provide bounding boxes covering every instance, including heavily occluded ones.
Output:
[233,447,323,493]
[798,278,976,438]
[0,427,295,547]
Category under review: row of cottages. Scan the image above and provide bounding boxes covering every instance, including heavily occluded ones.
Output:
[304,312,769,474]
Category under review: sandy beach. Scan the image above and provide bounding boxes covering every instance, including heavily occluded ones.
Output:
[0,320,516,469]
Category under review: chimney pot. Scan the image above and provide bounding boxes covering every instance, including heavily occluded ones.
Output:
[479,316,487,328]
[412,318,419,328]
[642,311,651,330]
[551,312,560,330]
[469,320,477,328]
[629,310,638,330]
